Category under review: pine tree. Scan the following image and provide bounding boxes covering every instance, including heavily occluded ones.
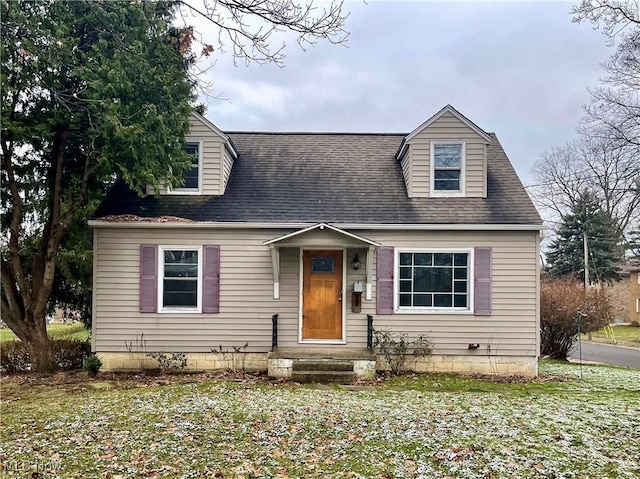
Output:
[547,192,621,284]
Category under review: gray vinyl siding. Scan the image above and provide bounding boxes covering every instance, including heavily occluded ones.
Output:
[222,147,234,193]
[188,120,221,195]
[151,116,223,196]
[406,111,487,198]
[93,227,538,358]
[363,230,538,356]
[400,151,412,197]
[94,228,285,353]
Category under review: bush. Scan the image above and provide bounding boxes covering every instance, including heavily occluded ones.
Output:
[84,354,102,377]
[146,351,187,372]
[631,321,639,328]
[540,279,613,360]
[0,341,31,373]
[373,329,432,375]
[0,339,90,373]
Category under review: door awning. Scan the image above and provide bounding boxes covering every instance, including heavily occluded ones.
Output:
[263,223,380,246]
[264,223,379,300]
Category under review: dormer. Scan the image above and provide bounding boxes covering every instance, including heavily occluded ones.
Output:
[396,105,491,198]
[152,112,238,196]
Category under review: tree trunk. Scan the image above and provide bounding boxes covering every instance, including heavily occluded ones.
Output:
[25,313,58,374]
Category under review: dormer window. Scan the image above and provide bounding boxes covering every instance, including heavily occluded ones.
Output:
[170,141,202,194]
[431,141,465,196]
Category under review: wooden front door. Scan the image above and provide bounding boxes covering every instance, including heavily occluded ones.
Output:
[302,250,343,340]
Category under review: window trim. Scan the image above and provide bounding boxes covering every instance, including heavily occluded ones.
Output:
[157,245,203,313]
[167,140,203,195]
[430,140,466,197]
[394,248,474,314]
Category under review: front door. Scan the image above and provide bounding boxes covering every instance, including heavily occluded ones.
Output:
[302,250,343,340]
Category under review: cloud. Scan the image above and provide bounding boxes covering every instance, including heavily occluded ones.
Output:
[192,1,612,183]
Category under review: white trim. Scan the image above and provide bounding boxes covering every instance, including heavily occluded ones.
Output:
[157,245,203,313]
[91,228,97,352]
[393,248,474,314]
[298,248,347,344]
[89,220,544,232]
[167,140,203,195]
[269,244,281,300]
[430,141,466,198]
[397,104,492,158]
[264,222,380,246]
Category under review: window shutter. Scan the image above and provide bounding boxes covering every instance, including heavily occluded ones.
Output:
[376,246,395,315]
[202,245,220,313]
[139,245,158,313]
[474,247,492,316]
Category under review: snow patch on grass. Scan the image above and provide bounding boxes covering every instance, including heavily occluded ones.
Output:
[1,361,638,478]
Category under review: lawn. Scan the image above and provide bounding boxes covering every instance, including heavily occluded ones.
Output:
[589,325,640,344]
[1,361,638,478]
[0,322,89,342]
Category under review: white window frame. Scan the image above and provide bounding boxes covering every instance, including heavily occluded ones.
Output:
[158,245,203,313]
[168,140,203,195]
[636,298,640,313]
[430,141,466,197]
[394,248,474,314]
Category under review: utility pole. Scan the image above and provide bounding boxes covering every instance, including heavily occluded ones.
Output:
[583,231,589,289]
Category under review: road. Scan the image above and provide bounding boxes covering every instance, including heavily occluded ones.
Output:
[570,341,640,369]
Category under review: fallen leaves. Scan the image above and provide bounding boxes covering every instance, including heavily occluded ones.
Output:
[0,362,638,478]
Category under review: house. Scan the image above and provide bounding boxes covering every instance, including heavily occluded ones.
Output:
[605,264,640,324]
[89,105,543,378]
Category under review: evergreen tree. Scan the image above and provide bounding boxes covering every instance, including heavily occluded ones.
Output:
[1,0,196,372]
[547,192,621,284]
[627,227,640,264]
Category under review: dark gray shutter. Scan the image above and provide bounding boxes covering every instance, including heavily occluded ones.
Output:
[474,247,492,316]
[139,245,158,313]
[202,245,220,313]
[376,246,395,315]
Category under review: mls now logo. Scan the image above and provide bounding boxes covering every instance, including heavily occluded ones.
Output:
[2,459,62,473]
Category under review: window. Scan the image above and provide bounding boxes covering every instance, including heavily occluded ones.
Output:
[397,250,471,311]
[171,142,202,193]
[159,247,202,311]
[637,298,640,313]
[431,142,465,195]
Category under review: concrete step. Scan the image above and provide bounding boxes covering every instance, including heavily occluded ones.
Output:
[292,360,354,372]
[291,371,356,384]
[269,347,375,361]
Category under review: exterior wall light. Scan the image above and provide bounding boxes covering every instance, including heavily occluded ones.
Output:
[352,253,361,271]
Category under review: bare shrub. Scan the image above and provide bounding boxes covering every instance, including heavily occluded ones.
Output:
[540,279,612,360]
[373,329,432,375]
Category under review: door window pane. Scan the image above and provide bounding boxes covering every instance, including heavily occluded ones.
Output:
[311,257,335,273]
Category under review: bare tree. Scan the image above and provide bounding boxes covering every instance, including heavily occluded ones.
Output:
[177,0,349,66]
[531,136,640,235]
[573,1,640,148]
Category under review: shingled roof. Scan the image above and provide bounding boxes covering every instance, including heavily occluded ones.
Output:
[93,132,541,225]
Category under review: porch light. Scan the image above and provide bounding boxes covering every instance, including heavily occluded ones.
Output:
[351,253,361,271]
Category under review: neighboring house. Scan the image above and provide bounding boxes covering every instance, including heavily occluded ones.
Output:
[605,264,640,323]
[627,266,640,324]
[90,105,543,377]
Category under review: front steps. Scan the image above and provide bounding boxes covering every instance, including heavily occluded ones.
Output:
[268,348,377,383]
[291,359,356,384]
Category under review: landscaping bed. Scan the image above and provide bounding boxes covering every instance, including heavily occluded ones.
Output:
[1,361,638,478]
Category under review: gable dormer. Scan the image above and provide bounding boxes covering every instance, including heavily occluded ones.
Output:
[152,112,237,196]
[397,105,491,198]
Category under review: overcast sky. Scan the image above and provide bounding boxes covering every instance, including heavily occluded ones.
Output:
[194,1,612,185]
